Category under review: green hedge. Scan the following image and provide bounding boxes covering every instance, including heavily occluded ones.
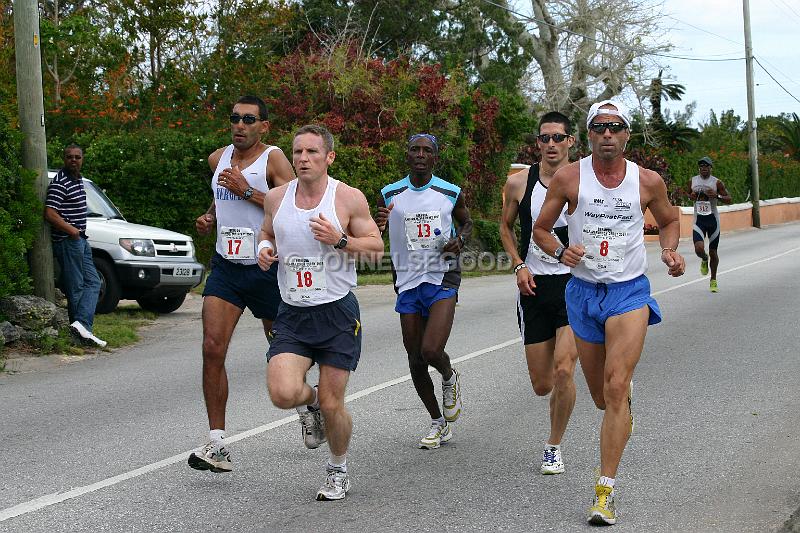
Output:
[0,112,40,298]
[80,129,225,264]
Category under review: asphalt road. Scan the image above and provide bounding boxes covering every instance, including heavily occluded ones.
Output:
[2,222,800,532]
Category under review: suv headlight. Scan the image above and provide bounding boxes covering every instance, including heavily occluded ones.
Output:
[120,238,155,257]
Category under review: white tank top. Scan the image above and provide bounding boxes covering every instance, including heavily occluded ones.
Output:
[525,178,570,276]
[212,144,279,265]
[273,177,356,306]
[691,175,720,218]
[567,156,646,283]
[382,176,461,293]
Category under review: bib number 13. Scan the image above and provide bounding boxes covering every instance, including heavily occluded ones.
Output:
[417,224,431,238]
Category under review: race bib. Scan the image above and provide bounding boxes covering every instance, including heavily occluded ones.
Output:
[527,231,561,264]
[220,226,255,260]
[696,201,712,215]
[284,256,327,303]
[582,224,627,273]
[404,211,443,250]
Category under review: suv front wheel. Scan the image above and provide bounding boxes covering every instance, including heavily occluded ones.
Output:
[137,294,187,314]
[94,257,122,314]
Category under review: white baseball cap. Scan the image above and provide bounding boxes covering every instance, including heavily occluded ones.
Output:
[586,99,631,129]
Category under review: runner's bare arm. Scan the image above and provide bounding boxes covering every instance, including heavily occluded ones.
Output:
[309,186,384,261]
[443,194,472,254]
[257,187,284,271]
[500,169,525,265]
[641,168,685,277]
[715,180,732,204]
[534,165,582,267]
[374,196,393,233]
[266,148,295,188]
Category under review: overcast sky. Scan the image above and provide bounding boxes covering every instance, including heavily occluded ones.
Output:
[656,0,800,126]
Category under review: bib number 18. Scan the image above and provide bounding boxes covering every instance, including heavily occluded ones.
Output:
[296,271,314,288]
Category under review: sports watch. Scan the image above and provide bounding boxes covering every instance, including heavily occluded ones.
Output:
[554,245,566,263]
[242,186,254,200]
[333,232,348,249]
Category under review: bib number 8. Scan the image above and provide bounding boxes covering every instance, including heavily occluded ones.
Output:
[599,240,609,257]
[296,271,314,288]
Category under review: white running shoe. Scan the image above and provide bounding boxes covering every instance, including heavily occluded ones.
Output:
[418,421,452,449]
[316,467,351,501]
[540,445,565,475]
[297,406,327,449]
[187,441,232,473]
[442,368,462,422]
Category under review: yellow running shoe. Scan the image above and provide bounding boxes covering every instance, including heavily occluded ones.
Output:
[710,279,718,293]
[588,484,616,525]
[700,259,709,276]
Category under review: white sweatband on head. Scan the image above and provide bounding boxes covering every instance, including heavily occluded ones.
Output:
[257,240,275,254]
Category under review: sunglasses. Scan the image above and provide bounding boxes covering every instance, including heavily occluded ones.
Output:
[229,114,263,125]
[537,133,570,144]
[588,122,627,134]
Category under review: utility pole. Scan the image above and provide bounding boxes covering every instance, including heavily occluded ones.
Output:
[14,0,54,301]
[742,0,761,228]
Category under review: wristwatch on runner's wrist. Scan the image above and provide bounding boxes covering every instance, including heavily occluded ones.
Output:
[242,186,254,200]
[334,233,348,249]
[554,245,565,263]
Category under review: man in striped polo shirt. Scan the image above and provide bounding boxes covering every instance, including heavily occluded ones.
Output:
[45,144,106,348]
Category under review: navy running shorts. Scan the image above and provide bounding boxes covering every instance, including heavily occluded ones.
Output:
[693,214,720,250]
[517,273,571,345]
[565,274,662,344]
[267,292,362,371]
[203,252,280,320]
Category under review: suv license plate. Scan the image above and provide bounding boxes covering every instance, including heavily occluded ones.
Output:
[174,267,193,277]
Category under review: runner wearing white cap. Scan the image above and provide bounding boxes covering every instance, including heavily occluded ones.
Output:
[533,99,685,525]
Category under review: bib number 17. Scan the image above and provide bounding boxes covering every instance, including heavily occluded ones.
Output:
[227,239,242,256]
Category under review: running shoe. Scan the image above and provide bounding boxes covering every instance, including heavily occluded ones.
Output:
[316,466,351,501]
[588,483,617,525]
[628,380,634,435]
[442,368,462,422]
[419,421,452,449]
[540,445,565,475]
[710,279,718,293]
[297,403,326,449]
[188,441,232,473]
[700,259,709,276]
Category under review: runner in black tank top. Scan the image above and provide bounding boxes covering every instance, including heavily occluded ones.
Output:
[499,112,579,476]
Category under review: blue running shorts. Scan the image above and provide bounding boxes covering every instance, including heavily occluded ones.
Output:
[565,274,662,344]
[395,282,457,317]
[203,252,280,320]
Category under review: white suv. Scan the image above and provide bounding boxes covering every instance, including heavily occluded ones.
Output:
[50,172,205,313]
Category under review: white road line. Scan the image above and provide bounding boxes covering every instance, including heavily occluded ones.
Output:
[3,248,797,522]
[0,339,520,522]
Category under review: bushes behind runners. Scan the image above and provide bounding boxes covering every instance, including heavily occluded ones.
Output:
[0,110,40,298]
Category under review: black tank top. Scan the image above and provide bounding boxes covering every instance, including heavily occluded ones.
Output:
[517,164,569,260]
[518,164,540,259]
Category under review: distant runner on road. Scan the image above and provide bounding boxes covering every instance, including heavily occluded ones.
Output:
[688,156,732,292]
[534,99,686,526]
[499,111,578,475]
[375,133,472,450]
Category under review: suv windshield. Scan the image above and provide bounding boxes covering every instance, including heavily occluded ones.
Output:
[85,179,124,219]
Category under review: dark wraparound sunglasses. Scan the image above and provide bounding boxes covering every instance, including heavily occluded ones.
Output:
[229,114,263,125]
[537,133,571,143]
[588,122,627,134]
